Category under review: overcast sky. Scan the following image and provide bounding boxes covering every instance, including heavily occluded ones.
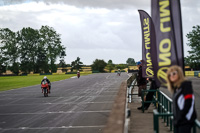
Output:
[0,0,199,65]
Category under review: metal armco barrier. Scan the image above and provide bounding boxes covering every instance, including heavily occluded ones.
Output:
[128,79,137,103]
[127,73,137,103]
[149,90,200,133]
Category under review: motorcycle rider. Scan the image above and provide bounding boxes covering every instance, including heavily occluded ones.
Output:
[41,76,51,93]
[117,69,121,76]
[77,71,80,78]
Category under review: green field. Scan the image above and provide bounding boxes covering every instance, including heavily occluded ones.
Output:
[0,73,91,91]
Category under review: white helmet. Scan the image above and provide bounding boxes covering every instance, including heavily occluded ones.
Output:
[44,76,47,79]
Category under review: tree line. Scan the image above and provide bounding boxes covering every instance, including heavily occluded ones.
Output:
[90,58,136,73]
[59,57,136,73]
[0,25,66,75]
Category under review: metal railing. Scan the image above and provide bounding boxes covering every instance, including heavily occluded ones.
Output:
[146,90,200,133]
[193,119,200,133]
[128,78,200,132]
[127,73,137,103]
[153,109,173,133]
[128,79,137,103]
[152,90,174,133]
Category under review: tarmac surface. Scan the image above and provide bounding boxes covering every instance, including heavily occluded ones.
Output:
[0,73,128,133]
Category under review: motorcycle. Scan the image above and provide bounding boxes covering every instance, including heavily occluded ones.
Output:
[41,81,49,97]
[117,71,121,76]
[77,72,80,78]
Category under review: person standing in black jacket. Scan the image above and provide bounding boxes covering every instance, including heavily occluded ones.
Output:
[166,65,197,133]
[136,61,147,110]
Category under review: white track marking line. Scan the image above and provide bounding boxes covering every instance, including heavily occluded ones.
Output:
[0,125,105,131]
[0,110,110,115]
[0,95,116,99]
[0,101,114,106]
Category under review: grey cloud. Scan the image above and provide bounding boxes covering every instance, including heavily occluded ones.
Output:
[0,9,41,31]
[0,3,141,64]
[1,0,150,9]
[1,0,200,64]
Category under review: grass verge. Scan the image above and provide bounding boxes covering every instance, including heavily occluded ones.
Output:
[0,73,91,91]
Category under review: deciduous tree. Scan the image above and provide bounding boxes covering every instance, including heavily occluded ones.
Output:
[91,59,107,72]
[17,27,40,73]
[39,25,64,73]
[71,57,83,72]
[126,58,136,66]
[186,25,200,70]
[0,28,19,74]
[106,60,115,73]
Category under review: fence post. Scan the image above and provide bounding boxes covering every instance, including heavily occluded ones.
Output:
[161,95,164,118]
[158,91,160,112]
[193,124,196,133]
[164,97,166,122]
[166,100,169,126]
[153,110,159,133]
[169,102,173,131]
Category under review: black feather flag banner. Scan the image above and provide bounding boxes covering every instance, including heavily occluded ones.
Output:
[151,0,184,87]
[138,10,155,78]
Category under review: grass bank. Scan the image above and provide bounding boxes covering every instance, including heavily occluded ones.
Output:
[0,73,91,91]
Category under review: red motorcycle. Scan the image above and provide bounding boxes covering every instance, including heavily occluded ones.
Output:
[41,81,49,97]
[77,71,80,78]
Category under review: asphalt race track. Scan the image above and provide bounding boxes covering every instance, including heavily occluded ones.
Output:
[0,73,129,133]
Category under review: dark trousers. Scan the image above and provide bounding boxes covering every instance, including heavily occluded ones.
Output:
[144,80,158,109]
[175,125,193,133]
[138,85,146,97]
[144,90,155,108]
